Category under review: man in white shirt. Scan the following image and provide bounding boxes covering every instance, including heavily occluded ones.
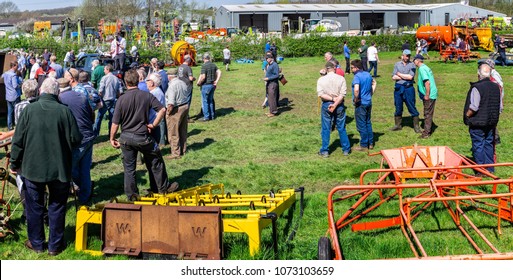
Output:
[111,32,126,71]
[367,42,379,78]
[223,45,231,71]
[29,58,40,80]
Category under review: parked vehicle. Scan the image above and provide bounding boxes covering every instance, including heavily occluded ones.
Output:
[311,19,342,32]
[481,52,513,66]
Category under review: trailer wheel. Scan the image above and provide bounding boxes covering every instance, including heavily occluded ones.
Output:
[317,237,333,260]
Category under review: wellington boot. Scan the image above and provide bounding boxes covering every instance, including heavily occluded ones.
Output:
[413,116,422,133]
[390,116,402,131]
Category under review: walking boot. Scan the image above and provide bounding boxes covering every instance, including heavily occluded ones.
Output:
[390,116,402,131]
[413,116,422,133]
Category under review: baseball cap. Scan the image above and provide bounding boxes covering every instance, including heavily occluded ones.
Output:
[203,52,211,60]
[478,58,495,69]
[403,49,411,55]
[413,54,424,61]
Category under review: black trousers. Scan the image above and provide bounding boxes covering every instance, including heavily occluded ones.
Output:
[119,132,169,198]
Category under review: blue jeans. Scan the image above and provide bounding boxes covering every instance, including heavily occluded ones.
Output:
[393,84,419,117]
[368,61,378,77]
[72,139,94,204]
[320,102,350,154]
[23,178,69,252]
[469,126,495,172]
[7,97,20,130]
[93,99,116,137]
[201,84,216,120]
[355,104,374,148]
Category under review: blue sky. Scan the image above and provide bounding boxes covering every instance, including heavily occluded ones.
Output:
[16,0,270,12]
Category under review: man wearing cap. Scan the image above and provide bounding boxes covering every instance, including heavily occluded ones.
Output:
[413,54,438,139]
[196,53,221,121]
[58,75,95,205]
[348,59,376,152]
[263,53,279,117]
[317,61,350,157]
[165,68,190,159]
[480,59,504,144]
[463,63,501,174]
[110,70,178,200]
[391,49,420,133]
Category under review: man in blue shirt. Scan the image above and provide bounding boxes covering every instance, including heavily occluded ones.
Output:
[263,53,280,117]
[343,41,351,74]
[1,61,21,130]
[350,59,375,151]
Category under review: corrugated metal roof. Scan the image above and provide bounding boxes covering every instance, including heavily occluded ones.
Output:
[221,3,426,12]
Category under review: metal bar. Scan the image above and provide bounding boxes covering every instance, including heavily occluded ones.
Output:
[456,206,500,253]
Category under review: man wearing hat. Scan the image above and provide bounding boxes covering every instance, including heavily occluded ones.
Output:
[165,68,190,159]
[479,58,504,144]
[463,63,501,174]
[413,54,438,139]
[390,49,420,133]
[263,53,279,117]
[196,53,221,121]
[317,61,350,157]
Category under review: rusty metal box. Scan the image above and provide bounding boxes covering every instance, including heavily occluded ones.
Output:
[101,204,142,256]
[102,203,222,259]
[176,206,223,260]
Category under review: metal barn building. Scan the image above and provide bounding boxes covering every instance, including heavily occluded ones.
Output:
[214,3,505,32]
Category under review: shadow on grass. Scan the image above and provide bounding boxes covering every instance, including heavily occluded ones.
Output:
[91,153,120,168]
[187,128,204,137]
[172,166,213,188]
[188,137,215,152]
[216,107,236,119]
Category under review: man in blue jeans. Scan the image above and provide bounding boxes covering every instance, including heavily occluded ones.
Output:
[318,61,350,157]
[350,59,376,151]
[391,49,420,133]
[196,53,221,121]
[1,61,21,130]
[464,63,501,174]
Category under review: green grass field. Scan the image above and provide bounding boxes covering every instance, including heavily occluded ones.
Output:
[1,51,513,260]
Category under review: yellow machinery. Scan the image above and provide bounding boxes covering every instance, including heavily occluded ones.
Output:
[34,21,51,32]
[170,40,197,66]
[75,183,302,257]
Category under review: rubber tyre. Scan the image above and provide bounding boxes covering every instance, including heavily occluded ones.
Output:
[317,237,333,260]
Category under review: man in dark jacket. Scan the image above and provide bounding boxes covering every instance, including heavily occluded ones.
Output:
[463,63,501,173]
[10,77,82,256]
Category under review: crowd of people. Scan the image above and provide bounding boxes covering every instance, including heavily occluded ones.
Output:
[1,39,225,256]
[0,37,505,257]
[316,45,502,173]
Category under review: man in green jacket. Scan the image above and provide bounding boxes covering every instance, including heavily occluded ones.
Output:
[10,77,82,256]
[91,59,105,90]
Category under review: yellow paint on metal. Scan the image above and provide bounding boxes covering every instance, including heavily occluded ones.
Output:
[75,184,297,256]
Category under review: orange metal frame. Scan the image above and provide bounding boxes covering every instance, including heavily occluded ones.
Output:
[326,145,513,260]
